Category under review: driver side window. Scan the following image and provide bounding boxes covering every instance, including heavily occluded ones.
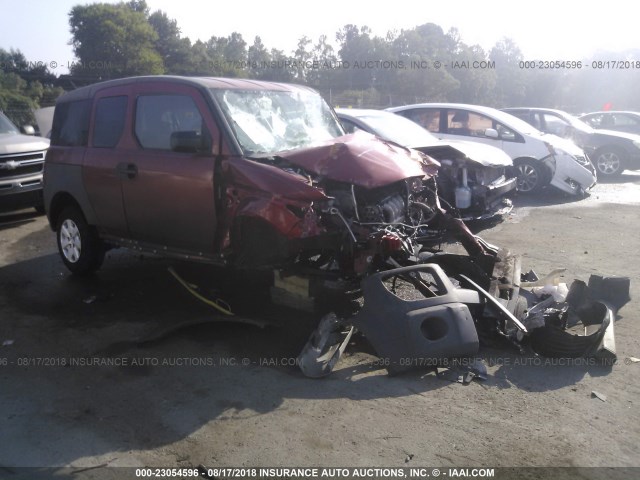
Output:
[446,110,493,138]
[135,94,209,151]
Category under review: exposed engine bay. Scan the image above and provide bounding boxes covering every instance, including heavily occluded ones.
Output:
[219,130,628,380]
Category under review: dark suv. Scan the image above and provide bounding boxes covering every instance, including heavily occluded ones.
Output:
[44,76,493,288]
[0,111,49,213]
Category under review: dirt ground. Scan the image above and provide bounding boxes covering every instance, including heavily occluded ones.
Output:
[1,175,639,476]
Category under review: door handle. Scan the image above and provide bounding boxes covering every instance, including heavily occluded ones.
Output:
[116,162,138,180]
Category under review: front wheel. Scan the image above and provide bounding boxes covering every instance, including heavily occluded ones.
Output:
[515,159,546,193]
[594,148,625,177]
[56,205,105,275]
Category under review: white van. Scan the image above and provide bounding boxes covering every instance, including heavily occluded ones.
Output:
[387,103,597,195]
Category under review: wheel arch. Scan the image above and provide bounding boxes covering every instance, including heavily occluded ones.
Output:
[48,192,85,231]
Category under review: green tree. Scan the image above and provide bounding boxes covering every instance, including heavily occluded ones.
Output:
[204,32,248,77]
[310,34,338,91]
[148,10,193,74]
[391,24,459,103]
[489,37,526,106]
[247,36,271,79]
[293,36,312,82]
[336,24,375,90]
[448,40,496,104]
[69,1,164,80]
[189,40,214,75]
[0,48,63,126]
[266,48,295,82]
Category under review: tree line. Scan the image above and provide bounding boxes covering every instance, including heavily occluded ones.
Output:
[1,0,639,127]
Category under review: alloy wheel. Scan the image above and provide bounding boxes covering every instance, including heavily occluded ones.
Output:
[60,219,82,263]
[596,151,621,176]
[516,164,539,192]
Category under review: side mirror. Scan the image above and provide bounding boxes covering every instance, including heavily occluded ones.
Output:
[170,131,211,153]
[21,125,35,136]
[484,128,499,139]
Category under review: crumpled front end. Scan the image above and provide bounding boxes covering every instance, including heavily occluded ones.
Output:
[543,136,597,195]
[222,134,452,277]
[549,151,597,195]
[414,143,516,221]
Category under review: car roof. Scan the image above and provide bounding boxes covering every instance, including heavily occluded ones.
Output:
[581,110,640,116]
[57,75,317,104]
[389,102,522,122]
[388,102,503,115]
[502,107,572,116]
[387,102,542,132]
[335,108,395,118]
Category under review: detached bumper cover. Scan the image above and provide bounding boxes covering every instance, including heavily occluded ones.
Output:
[351,264,481,374]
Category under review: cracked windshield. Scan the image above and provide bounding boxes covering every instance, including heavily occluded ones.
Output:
[212,88,343,155]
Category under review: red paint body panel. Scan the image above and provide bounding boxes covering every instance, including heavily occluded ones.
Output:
[277,133,439,189]
[224,157,328,202]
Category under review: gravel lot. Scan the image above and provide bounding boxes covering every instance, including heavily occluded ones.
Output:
[1,175,639,478]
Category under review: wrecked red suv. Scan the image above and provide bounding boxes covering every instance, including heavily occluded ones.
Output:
[44,76,488,281]
[44,76,626,377]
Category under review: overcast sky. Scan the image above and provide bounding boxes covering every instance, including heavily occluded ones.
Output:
[1,0,636,74]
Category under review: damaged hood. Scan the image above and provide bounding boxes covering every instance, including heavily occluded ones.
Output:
[276,133,439,189]
[415,139,513,167]
[334,109,511,168]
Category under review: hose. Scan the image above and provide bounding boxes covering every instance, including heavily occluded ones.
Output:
[168,267,234,316]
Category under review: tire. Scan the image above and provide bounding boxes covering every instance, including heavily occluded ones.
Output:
[514,158,546,193]
[593,148,625,177]
[56,205,105,275]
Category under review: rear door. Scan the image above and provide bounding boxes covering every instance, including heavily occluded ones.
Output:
[121,82,220,254]
[83,85,130,237]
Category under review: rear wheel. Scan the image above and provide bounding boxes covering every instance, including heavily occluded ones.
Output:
[594,148,625,177]
[515,159,546,193]
[56,205,105,275]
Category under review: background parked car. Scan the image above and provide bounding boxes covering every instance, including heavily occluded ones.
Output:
[504,107,640,178]
[579,111,640,135]
[336,108,516,221]
[387,103,596,195]
[0,111,49,213]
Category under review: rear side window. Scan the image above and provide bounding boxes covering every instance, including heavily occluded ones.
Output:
[51,99,91,146]
[135,94,205,151]
[613,113,640,127]
[400,109,441,133]
[93,96,128,148]
[446,110,492,136]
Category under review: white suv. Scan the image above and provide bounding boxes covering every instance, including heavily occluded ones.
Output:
[387,103,596,195]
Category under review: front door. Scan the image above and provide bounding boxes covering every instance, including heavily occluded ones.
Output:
[120,83,220,254]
